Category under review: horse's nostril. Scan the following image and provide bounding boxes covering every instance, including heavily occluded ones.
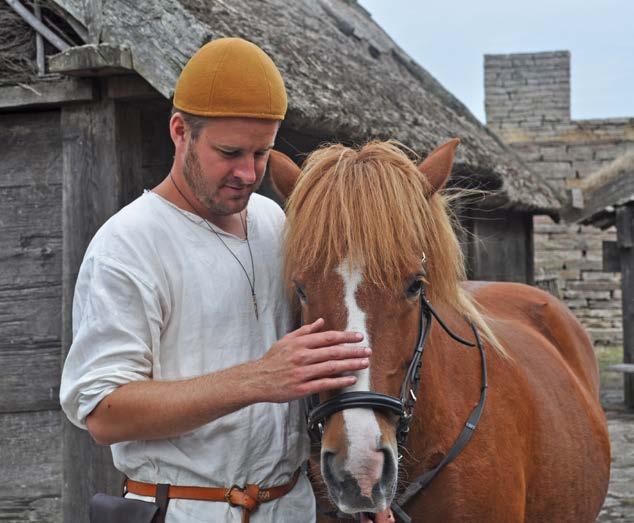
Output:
[322,450,337,482]
[381,448,394,474]
[378,448,398,497]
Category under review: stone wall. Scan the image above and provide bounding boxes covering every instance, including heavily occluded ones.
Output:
[485,51,570,134]
[484,51,634,345]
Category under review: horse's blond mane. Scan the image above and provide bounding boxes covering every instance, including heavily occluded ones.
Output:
[283,141,506,356]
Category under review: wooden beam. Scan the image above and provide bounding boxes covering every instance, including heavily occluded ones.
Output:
[616,203,634,407]
[61,93,123,522]
[617,205,634,248]
[0,78,95,110]
[5,0,70,52]
[106,75,160,100]
[48,43,134,77]
[33,1,45,75]
[526,211,535,286]
[606,364,634,374]
[85,0,103,44]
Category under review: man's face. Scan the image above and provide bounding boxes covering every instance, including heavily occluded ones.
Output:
[182,117,279,217]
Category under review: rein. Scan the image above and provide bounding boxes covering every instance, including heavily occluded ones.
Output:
[305,292,488,523]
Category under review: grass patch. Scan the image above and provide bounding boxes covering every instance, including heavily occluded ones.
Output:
[596,345,624,368]
[596,345,624,404]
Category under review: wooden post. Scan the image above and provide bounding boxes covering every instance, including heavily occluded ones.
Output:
[33,0,45,75]
[60,77,168,521]
[61,90,123,523]
[616,202,634,408]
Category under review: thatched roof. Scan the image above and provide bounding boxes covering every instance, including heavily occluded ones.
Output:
[0,1,37,85]
[580,150,634,195]
[49,0,560,213]
[0,0,83,85]
[564,149,634,228]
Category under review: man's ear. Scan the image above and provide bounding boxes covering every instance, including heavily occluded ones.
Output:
[267,150,301,201]
[417,138,460,195]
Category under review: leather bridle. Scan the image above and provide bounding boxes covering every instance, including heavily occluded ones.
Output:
[304,290,488,523]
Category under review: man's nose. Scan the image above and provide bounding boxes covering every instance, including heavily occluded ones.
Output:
[233,155,257,184]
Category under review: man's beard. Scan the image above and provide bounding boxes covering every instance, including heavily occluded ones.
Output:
[182,145,261,216]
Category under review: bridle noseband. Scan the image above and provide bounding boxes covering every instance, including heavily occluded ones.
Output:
[304,291,488,523]
[306,293,433,448]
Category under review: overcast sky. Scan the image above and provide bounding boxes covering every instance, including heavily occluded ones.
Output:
[358,0,634,123]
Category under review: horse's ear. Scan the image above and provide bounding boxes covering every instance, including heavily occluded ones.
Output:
[417,138,460,194]
[267,150,301,201]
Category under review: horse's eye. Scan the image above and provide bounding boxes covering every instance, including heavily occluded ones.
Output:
[295,284,307,304]
[406,279,424,299]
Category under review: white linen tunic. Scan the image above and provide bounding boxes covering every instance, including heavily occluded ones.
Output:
[60,191,314,522]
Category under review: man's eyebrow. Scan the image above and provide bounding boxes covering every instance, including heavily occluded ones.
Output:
[214,143,240,151]
[213,143,275,151]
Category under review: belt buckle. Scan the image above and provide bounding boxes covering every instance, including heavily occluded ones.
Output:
[225,484,243,506]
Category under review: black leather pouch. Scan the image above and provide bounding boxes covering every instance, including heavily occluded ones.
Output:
[89,493,159,523]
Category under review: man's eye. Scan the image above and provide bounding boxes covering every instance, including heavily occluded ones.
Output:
[219,149,239,157]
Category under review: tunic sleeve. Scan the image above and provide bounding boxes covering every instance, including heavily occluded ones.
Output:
[60,255,163,429]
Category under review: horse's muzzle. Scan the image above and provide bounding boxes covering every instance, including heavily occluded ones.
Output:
[321,445,397,514]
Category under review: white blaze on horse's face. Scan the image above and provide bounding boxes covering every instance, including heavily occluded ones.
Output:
[336,263,382,484]
[319,260,398,514]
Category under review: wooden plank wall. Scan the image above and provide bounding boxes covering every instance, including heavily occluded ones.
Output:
[0,111,63,521]
[463,208,534,284]
[0,87,172,522]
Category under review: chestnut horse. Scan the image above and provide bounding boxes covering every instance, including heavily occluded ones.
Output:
[268,140,610,522]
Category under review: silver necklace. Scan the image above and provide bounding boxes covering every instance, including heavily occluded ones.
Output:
[169,174,259,320]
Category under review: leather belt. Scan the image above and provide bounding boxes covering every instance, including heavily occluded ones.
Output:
[124,469,300,523]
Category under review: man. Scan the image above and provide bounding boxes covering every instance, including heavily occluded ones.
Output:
[60,37,371,522]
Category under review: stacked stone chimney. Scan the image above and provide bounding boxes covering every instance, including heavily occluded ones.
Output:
[484,50,634,346]
[486,51,571,134]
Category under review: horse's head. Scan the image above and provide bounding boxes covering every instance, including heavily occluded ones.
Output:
[269,140,465,515]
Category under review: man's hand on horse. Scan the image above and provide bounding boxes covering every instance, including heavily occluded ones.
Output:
[253,318,371,402]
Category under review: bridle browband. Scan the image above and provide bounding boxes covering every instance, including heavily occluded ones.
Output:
[304,291,488,523]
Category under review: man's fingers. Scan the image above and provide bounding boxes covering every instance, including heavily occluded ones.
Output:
[301,376,358,394]
[302,357,370,381]
[302,330,364,349]
[301,345,372,365]
[287,318,325,338]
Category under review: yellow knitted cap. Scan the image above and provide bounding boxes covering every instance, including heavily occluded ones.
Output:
[173,37,287,120]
